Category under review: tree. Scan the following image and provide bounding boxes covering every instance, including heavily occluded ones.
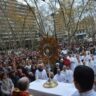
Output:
[54,0,96,43]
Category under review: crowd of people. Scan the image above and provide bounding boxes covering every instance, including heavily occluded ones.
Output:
[0,43,96,96]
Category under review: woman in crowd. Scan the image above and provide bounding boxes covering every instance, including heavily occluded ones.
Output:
[1,71,14,96]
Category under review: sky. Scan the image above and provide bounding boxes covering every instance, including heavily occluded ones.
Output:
[17,0,90,18]
[17,0,58,7]
[17,0,60,16]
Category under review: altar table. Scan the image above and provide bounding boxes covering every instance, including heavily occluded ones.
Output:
[29,79,77,96]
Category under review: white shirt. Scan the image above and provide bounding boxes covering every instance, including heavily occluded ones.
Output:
[61,49,68,55]
[61,70,73,83]
[53,73,66,82]
[61,70,69,83]
[90,60,96,75]
[35,69,48,80]
[80,55,84,62]
[65,69,73,83]
[72,89,96,96]
[94,55,96,60]
[84,55,91,62]
[70,57,78,71]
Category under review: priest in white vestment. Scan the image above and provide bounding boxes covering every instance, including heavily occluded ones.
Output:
[53,68,66,82]
[66,66,73,83]
[35,63,48,80]
[61,65,73,83]
[70,55,78,71]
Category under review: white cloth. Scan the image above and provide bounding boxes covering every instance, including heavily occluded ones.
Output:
[80,56,84,62]
[70,57,78,71]
[90,60,96,75]
[94,55,96,61]
[61,70,73,83]
[61,71,67,83]
[35,69,48,80]
[84,55,91,62]
[86,60,94,67]
[29,80,77,96]
[53,73,66,82]
[65,69,73,83]
[61,49,68,55]
[72,89,96,96]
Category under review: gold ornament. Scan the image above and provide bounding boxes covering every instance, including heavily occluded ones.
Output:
[39,36,59,64]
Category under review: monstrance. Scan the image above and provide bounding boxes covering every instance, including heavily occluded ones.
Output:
[42,43,58,88]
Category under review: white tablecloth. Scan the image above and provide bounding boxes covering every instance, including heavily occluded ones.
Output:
[29,79,77,96]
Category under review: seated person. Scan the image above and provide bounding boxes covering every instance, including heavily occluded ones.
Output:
[72,65,96,96]
[12,77,32,96]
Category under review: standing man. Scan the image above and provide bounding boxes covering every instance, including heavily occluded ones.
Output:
[35,63,48,80]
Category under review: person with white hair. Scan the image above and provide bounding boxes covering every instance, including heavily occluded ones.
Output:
[17,77,29,90]
[12,77,31,96]
[35,63,48,80]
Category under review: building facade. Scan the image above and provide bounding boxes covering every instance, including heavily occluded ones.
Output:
[0,0,38,49]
